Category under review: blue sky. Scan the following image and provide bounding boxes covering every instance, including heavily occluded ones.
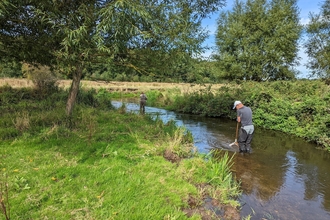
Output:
[201,0,324,78]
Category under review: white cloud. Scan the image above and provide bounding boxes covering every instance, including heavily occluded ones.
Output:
[300,17,310,25]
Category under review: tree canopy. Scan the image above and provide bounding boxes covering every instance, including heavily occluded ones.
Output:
[214,0,302,81]
[0,0,225,115]
[305,0,330,81]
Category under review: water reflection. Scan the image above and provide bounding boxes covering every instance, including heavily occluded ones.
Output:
[112,100,330,220]
[227,131,330,220]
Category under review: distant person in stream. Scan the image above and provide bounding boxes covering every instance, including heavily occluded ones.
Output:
[140,92,148,113]
[233,101,254,153]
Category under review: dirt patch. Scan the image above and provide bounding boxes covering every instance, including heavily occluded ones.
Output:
[163,149,181,164]
[183,199,240,220]
[223,205,240,220]
[183,184,240,220]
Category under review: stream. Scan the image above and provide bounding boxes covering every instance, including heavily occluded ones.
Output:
[112,100,330,220]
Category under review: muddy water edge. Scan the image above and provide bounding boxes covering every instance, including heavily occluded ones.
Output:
[112,100,330,220]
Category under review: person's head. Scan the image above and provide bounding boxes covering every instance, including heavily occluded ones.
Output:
[233,100,243,109]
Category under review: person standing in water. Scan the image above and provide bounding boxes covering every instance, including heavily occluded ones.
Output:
[140,92,147,113]
[233,100,254,153]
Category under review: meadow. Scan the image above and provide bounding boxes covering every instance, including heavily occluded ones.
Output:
[0,78,224,94]
[0,83,242,220]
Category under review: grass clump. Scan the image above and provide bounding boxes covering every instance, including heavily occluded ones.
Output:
[0,85,241,219]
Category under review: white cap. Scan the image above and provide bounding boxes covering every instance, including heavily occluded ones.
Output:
[233,101,242,109]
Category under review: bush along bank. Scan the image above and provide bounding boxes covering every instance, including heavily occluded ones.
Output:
[146,80,330,152]
[0,85,242,219]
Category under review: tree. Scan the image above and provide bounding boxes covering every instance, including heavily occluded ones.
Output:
[305,0,330,80]
[0,1,62,66]
[0,0,225,116]
[214,0,302,81]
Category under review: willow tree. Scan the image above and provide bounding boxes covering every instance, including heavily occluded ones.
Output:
[0,0,225,116]
[305,0,330,80]
[215,0,302,81]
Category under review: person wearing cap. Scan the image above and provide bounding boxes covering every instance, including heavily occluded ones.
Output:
[139,92,148,113]
[233,101,254,153]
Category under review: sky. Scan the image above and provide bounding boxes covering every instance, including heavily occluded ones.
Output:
[201,0,324,78]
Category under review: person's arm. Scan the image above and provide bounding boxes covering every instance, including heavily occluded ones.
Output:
[237,109,241,122]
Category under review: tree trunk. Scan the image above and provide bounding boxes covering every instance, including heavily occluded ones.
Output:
[66,65,82,117]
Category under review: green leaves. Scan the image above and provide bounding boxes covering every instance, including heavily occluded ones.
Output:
[305,0,330,80]
[215,0,302,81]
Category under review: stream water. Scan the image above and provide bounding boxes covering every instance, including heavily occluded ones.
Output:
[112,100,330,220]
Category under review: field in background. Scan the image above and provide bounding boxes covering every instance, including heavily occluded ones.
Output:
[0,78,225,94]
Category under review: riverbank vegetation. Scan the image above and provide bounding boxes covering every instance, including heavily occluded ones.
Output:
[0,85,242,219]
[145,80,330,152]
[1,77,329,153]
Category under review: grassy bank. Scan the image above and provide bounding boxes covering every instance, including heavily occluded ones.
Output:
[0,86,241,219]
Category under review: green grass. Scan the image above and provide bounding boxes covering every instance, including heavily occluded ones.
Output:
[0,87,241,219]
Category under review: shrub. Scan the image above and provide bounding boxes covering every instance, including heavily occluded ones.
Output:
[13,112,30,133]
[22,63,59,97]
[0,127,19,139]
